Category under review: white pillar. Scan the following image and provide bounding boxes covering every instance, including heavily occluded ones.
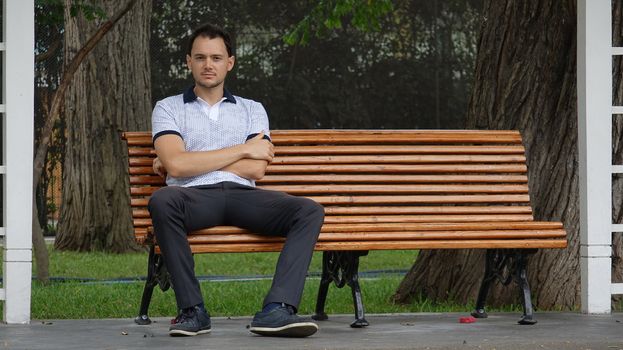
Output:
[577,0,612,314]
[2,0,35,324]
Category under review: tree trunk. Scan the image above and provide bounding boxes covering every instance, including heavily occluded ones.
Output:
[32,194,50,284]
[55,0,152,252]
[394,0,622,309]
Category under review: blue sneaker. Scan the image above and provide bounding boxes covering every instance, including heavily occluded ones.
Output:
[169,306,211,336]
[249,304,318,337]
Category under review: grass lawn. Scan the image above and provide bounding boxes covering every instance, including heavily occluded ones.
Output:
[0,247,524,319]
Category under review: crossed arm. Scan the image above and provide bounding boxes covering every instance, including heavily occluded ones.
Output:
[152,132,274,180]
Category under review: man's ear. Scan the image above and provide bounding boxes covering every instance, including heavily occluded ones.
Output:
[227,55,235,72]
[186,54,192,70]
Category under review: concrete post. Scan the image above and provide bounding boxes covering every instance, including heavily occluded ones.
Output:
[577,0,613,314]
[2,0,35,324]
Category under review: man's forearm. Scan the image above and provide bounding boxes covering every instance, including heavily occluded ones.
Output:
[158,143,248,178]
[155,133,273,178]
[221,159,269,180]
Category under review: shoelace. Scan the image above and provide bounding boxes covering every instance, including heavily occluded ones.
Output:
[285,305,297,315]
[171,308,195,324]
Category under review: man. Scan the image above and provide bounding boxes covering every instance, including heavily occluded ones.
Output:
[148,23,324,338]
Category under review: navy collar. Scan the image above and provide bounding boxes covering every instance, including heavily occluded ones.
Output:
[183,85,237,104]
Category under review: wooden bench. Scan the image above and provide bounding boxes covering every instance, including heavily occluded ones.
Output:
[122,129,567,327]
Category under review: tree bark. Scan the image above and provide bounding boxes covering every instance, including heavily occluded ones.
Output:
[394,0,622,309]
[55,0,152,252]
[32,193,49,284]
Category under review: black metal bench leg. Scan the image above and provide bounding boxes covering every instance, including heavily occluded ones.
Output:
[472,249,496,319]
[135,246,171,325]
[348,273,369,328]
[312,252,332,321]
[516,251,537,325]
[135,246,158,325]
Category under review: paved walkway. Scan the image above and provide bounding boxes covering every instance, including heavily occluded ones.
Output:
[1,312,622,350]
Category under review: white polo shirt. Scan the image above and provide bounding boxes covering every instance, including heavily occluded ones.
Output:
[151,86,271,188]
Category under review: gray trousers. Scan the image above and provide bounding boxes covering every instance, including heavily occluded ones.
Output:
[147,181,324,311]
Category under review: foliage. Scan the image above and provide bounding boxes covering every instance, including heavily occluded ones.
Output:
[283,0,394,46]
[36,0,106,26]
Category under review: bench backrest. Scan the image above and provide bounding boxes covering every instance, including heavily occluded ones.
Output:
[122,129,549,251]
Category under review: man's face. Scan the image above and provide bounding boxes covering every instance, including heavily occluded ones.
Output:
[186,36,235,90]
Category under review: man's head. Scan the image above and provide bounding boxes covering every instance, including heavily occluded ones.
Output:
[186,23,234,57]
[186,24,235,91]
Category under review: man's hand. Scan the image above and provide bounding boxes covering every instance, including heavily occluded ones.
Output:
[243,131,274,162]
[153,157,167,178]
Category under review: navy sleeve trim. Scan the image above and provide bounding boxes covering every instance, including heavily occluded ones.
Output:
[245,133,272,142]
[153,130,182,142]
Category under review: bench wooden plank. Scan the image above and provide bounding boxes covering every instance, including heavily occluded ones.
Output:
[129,195,533,207]
[165,239,567,254]
[322,206,533,215]
[130,174,530,186]
[130,184,529,196]
[183,230,566,244]
[275,145,527,155]
[264,164,527,174]
[134,215,538,227]
[129,145,527,156]
[132,205,534,217]
[129,154,528,166]
[258,174,529,184]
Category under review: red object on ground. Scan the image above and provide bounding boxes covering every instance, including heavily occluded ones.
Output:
[459,316,476,323]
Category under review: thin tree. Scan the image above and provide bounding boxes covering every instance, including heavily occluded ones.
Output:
[54,0,152,252]
[32,0,138,282]
[394,0,623,309]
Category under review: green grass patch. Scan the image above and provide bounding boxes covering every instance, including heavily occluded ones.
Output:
[27,276,484,320]
[1,248,417,279]
[1,247,426,319]
[1,247,525,319]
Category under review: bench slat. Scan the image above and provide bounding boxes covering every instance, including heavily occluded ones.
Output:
[304,194,532,205]
[257,174,529,184]
[269,134,522,145]
[264,164,527,174]
[123,130,524,145]
[130,194,532,207]
[130,174,530,186]
[322,206,533,215]
[184,230,566,244]
[256,184,529,195]
[129,155,527,166]
[174,221,564,234]
[275,145,526,155]
[270,155,527,165]
[130,184,529,196]
[134,214,536,226]
[130,164,528,174]
[133,205,534,217]
[163,239,567,254]
[128,145,528,157]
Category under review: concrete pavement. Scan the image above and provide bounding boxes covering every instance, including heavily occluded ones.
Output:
[1,312,622,350]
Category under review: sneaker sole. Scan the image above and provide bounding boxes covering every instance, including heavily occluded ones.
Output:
[169,328,211,337]
[249,322,318,338]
